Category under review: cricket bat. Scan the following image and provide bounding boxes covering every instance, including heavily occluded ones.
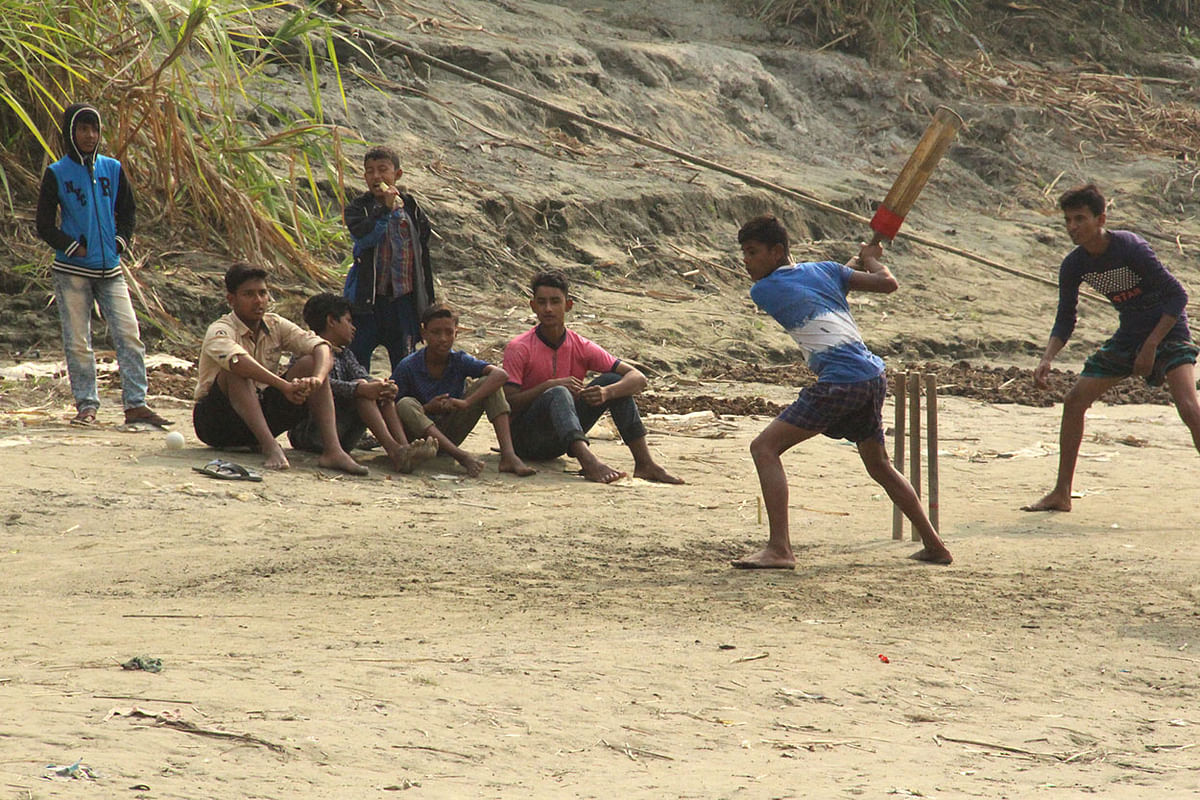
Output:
[869,105,963,243]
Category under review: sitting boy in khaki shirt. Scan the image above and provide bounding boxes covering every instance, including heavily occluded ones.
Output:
[192,262,367,474]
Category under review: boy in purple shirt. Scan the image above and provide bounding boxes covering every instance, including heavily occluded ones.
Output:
[501,270,682,485]
[392,304,534,478]
[1023,184,1200,511]
[734,214,951,569]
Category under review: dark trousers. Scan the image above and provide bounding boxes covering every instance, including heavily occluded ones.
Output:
[509,372,646,460]
[287,396,367,454]
[349,293,419,373]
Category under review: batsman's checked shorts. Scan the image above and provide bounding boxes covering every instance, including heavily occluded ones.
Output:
[778,374,887,444]
[1082,338,1199,387]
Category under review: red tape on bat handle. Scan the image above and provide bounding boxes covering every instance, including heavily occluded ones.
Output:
[870,205,905,242]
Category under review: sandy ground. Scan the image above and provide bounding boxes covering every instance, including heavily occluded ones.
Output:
[2,377,1199,799]
[5,1,1199,795]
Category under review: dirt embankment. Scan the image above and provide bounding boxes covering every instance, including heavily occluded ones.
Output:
[2,0,1198,381]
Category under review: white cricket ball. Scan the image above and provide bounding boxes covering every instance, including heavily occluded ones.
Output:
[165,430,185,450]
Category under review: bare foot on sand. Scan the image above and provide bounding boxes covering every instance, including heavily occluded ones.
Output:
[908,547,953,565]
[390,438,438,474]
[456,453,486,478]
[414,437,438,461]
[318,452,368,476]
[389,444,416,474]
[499,455,536,477]
[633,464,684,484]
[731,548,796,570]
[263,443,290,470]
[1021,490,1072,512]
[580,460,627,484]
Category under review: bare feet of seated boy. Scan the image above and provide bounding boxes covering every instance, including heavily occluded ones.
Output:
[454,452,486,478]
[263,442,291,470]
[579,459,626,484]
[499,454,536,477]
[633,463,685,484]
[390,437,438,474]
[318,451,369,476]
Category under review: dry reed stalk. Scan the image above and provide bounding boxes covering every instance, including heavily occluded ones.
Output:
[925,53,1200,158]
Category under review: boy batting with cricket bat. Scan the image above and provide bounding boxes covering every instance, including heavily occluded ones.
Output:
[733,215,952,569]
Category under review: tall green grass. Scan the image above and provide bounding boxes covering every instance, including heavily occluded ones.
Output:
[0,0,371,283]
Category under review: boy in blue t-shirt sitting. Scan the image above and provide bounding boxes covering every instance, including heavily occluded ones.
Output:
[392,304,535,478]
[733,214,952,569]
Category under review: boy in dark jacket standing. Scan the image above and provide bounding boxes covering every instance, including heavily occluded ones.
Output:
[342,145,434,372]
[35,102,170,428]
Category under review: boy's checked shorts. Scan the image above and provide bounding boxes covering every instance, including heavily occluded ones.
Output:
[778,374,887,444]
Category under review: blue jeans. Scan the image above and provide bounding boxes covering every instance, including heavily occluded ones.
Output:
[349,293,420,373]
[510,372,647,460]
[52,270,148,411]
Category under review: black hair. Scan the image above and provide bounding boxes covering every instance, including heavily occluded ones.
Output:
[364,145,401,170]
[224,261,269,294]
[420,302,458,327]
[1059,184,1106,217]
[737,214,790,251]
[530,269,569,298]
[303,292,351,334]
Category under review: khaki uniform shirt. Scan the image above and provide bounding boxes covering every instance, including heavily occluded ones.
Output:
[195,311,325,400]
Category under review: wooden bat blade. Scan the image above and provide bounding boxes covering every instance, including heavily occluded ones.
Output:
[870,106,963,242]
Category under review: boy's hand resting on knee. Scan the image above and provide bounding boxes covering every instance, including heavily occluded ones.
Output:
[356,379,398,402]
[579,383,608,406]
[283,377,318,404]
[549,376,585,396]
[424,394,469,414]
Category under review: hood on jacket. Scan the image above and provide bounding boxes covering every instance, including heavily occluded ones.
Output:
[61,102,101,166]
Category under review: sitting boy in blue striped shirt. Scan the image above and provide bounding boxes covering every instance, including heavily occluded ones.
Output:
[288,293,435,473]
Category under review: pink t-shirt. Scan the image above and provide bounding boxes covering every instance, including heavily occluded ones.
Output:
[502,326,619,390]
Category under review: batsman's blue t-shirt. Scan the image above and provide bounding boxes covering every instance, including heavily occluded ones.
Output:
[750,261,885,383]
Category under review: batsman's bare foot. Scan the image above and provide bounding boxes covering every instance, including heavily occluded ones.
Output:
[319,452,369,476]
[499,455,536,477]
[908,547,953,565]
[580,460,626,484]
[634,463,684,484]
[456,453,485,478]
[263,443,290,470]
[1021,490,1072,512]
[731,548,796,570]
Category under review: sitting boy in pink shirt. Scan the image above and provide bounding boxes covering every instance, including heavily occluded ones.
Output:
[501,270,682,485]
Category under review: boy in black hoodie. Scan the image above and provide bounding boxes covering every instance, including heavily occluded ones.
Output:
[35,102,170,428]
[341,145,435,372]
